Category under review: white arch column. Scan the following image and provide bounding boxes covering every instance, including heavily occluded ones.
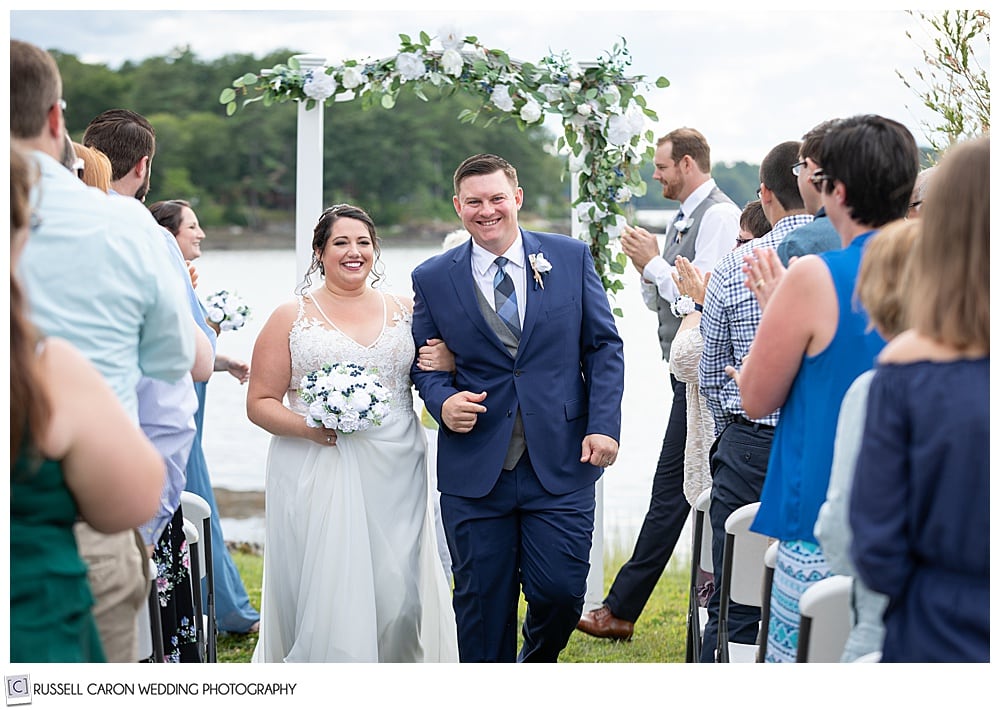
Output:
[570,171,605,611]
[294,55,327,283]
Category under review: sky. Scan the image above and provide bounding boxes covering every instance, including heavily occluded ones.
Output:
[8,3,987,164]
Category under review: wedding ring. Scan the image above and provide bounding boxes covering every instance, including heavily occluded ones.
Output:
[677,277,684,282]
[326,436,332,444]
[755,279,765,289]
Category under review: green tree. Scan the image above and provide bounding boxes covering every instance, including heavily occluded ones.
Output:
[897,10,991,155]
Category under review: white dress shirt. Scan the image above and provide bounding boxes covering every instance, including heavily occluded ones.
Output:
[640,178,741,310]
[471,233,527,327]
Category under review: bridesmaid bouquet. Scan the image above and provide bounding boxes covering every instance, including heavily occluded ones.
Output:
[204,289,251,331]
[298,362,392,433]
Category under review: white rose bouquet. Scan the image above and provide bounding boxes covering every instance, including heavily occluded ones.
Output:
[298,362,392,433]
[204,290,251,332]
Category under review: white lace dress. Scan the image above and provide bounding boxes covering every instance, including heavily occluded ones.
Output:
[252,292,458,663]
[669,320,715,507]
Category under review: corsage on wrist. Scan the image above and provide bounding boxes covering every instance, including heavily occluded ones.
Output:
[670,294,697,318]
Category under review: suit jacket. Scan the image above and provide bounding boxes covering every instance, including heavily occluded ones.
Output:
[411,228,625,498]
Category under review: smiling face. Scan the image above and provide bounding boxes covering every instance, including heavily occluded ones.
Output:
[652,140,687,202]
[316,216,376,288]
[173,205,206,261]
[453,170,523,255]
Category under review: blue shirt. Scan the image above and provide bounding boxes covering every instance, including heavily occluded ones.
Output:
[20,151,195,421]
[776,208,841,267]
[698,213,815,434]
[751,231,887,542]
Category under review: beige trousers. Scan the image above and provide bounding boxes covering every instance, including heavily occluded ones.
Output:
[73,523,149,662]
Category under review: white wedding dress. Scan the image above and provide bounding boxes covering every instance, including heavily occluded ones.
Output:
[252,292,458,663]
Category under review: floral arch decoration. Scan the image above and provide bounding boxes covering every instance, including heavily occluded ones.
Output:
[220,28,669,306]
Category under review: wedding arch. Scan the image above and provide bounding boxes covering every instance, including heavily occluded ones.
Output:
[220,28,668,605]
[220,27,669,312]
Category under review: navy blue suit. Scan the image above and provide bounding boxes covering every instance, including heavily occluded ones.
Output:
[411,229,624,661]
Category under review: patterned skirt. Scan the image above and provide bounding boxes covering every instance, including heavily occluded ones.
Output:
[146,507,201,662]
[765,540,832,663]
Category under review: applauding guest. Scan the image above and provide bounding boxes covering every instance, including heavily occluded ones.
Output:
[248,204,457,662]
[850,136,989,662]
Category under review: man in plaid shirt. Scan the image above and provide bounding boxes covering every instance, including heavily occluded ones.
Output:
[696,140,813,662]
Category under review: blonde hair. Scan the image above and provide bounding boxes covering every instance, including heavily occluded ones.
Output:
[72,142,113,193]
[856,219,919,339]
[906,135,989,350]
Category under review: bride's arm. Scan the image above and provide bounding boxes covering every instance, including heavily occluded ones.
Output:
[246,301,337,445]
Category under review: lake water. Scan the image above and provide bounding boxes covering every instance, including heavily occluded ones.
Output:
[194,243,686,556]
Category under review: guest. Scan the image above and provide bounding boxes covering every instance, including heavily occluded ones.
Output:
[12,40,196,662]
[736,115,919,663]
[579,128,739,643]
[696,139,812,662]
[736,199,770,245]
[905,165,936,219]
[249,204,457,662]
[813,218,918,661]
[85,109,216,662]
[9,146,165,662]
[150,198,261,635]
[850,135,989,662]
[72,142,113,192]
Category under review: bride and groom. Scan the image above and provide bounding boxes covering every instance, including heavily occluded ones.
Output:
[247,153,625,662]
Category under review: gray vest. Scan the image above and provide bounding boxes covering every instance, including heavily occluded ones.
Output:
[474,286,527,470]
[655,186,737,360]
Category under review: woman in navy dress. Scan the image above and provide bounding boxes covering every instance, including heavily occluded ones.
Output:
[850,135,989,662]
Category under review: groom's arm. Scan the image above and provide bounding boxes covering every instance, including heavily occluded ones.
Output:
[577,244,626,443]
[410,270,460,427]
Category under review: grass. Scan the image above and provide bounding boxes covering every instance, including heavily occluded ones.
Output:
[218,535,689,663]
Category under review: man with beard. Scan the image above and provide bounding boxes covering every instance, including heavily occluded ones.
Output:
[577,128,740,641]
[83,108,156,201]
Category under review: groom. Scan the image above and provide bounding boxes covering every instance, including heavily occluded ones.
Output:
[411,153,625,662]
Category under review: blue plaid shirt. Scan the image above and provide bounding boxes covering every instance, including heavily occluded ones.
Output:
[698,213,816,435]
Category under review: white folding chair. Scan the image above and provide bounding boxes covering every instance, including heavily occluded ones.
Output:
[181,491,216,662]
[756,540,779,662]
[136,557,164,662]
[716,502,769,662]
[181,517,206,662]
[797,574,853,662]
[685,488,713,662]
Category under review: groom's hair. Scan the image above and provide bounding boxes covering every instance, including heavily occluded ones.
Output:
[453,153,518,195]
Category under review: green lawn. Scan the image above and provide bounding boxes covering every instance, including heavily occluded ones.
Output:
[218,538,690,663]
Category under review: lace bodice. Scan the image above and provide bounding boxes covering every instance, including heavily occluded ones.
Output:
[287,291,415,418]
[669,323,703,384]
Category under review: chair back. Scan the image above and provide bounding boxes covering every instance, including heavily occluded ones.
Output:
[723,502,769,606]
[694,488,713,574]
[180,492,212,575]
[796,574,853,662]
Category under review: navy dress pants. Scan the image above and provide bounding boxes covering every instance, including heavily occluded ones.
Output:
[699,419,773,662]
[604,374,691,622]
[440,452,595,663]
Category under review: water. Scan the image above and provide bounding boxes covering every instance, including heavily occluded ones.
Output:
[193,243,681,551]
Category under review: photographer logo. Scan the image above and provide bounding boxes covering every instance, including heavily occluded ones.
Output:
[5,676,31,706]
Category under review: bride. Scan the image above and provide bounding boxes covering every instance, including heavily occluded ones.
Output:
[247,204,458,662]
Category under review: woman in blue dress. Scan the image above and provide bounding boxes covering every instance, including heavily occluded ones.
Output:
[849,136,989,662]
[151,200,261,634]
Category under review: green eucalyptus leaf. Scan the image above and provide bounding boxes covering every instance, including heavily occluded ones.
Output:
[219,87,236,103]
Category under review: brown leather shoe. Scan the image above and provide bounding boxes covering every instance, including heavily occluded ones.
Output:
[576,604,634,640]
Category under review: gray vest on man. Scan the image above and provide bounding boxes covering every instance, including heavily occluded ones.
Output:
[474,285,527,470]
[655,186,737,361]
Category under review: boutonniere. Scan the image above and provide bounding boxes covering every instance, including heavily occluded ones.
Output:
[675,218,693,235]
[528,252,552,289]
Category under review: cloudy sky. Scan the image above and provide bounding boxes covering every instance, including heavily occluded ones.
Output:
[9,3,978,164]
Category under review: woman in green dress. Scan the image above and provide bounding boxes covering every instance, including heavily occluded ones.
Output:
[9,147,166,662]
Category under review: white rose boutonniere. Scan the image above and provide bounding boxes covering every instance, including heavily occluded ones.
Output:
[674,217,693,235]
[528,252,552,290]
[670,294,696,318]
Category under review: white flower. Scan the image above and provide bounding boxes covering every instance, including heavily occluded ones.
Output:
[491,84,515,112]
[438,25,465,51]
[442,228,471,250]
[670,294,696,318]
[519,98,543,124]
[528,252,552,289]
[568,147,589,174]
[567,62,584,79]
[568,80,582,94]
[675,217,694,234]
[576,103,592,117]
[614,186,633,203]
[606,214,628,239]
[575,202,598,223]
[395,52,426,81]
[441,48,464,77]
[602,83,621,106]
[539,84,562,103]
[303,70,337,101]
[606,113,636,147]
[341,65,364,89]
[207,306,225,323]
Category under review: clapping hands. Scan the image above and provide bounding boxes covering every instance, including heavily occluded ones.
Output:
[672,256,710,305]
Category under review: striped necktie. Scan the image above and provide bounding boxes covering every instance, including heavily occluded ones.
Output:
[493,256,521,340]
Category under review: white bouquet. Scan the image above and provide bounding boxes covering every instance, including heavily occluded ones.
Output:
[298,362,392,433]
[204,290,250,332]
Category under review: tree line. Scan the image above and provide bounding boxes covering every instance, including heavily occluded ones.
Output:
[52,46,764,238]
